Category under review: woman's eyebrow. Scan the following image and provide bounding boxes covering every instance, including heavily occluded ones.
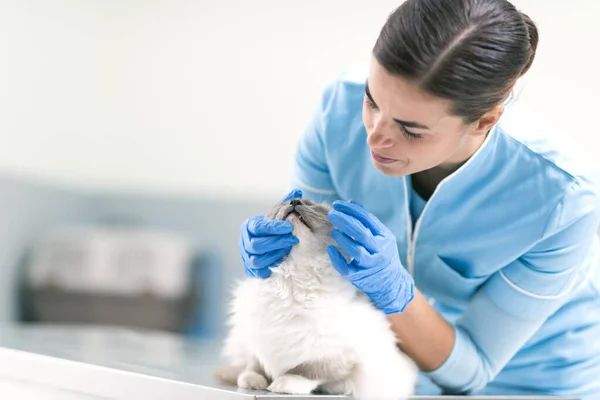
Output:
[365,80,431,131]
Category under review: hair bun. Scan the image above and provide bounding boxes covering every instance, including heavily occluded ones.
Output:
[520,11,539,76]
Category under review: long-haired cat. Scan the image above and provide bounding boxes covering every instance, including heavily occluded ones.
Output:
[216,198,417,399]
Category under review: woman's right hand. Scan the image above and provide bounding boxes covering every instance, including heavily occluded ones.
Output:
[239,189,302,279]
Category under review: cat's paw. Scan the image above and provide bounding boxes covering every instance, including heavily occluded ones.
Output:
[214,365,243,386]
[267,374,319,394]
[237,370,269,390]
[318,379,354,395]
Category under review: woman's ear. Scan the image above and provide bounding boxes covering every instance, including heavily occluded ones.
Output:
[470,104,504,136]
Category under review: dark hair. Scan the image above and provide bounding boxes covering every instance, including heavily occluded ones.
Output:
[373,0,539,123]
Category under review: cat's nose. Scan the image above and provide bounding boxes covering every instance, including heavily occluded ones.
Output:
[290,199,302,208]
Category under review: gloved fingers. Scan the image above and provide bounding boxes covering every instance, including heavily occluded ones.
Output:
[327,245,366,279]
[241,248,255,277]
[332,200,384,236]
[327,245,352,277]
[242,258,255,278]
[249,246,292,270]
[240,221,254,253]
[242,248,272,279]
[244,233,299,255]
[244,261,272,279]
[331,229,373,267]
[247,216,294,236]
[328,209,378,253]
[348,199,365,207]
[252,266,273,279]
[278,189,303,204]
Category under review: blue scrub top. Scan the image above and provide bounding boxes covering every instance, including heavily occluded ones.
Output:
[290,67,600,398]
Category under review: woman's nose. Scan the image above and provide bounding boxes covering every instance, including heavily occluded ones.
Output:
[367,120,394,148]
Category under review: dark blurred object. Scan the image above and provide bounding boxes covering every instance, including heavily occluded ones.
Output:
[22,286,196,332]
[1,173,267,339]
[18,226,221,336]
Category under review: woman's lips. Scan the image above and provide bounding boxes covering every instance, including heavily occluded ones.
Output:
[371,150,399,165]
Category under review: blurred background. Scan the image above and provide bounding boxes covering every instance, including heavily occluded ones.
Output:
[0,0,598,341]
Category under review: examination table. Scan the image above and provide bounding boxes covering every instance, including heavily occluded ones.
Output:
[0,324,579,400]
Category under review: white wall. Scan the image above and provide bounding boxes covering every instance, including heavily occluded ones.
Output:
[0,0,598,201]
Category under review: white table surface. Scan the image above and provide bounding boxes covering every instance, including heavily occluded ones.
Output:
[0,324,579,400]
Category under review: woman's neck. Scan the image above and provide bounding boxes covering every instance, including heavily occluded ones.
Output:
[412,130,489,200]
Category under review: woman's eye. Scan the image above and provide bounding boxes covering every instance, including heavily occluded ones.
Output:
[400,126,424,141]
[364,95,378,110]
[364,95,424,141]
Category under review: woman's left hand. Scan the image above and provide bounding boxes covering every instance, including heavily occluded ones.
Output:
[327,199,415,314]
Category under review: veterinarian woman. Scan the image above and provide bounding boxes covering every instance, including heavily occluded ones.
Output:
[239,0,600,397]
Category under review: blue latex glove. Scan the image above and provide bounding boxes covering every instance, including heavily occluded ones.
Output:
[240,189,302,279]
[327,199,415,314]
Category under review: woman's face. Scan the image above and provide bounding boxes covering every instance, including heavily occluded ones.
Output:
[363,57,499,177]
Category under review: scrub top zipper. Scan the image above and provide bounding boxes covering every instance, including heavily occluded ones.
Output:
[401,126,496,277]
[402,175,456,276]
[403,177,415,275]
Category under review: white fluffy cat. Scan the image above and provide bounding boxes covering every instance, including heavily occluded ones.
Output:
[216,198,417,399]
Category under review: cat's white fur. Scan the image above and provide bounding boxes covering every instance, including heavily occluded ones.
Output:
[217,203,417,400]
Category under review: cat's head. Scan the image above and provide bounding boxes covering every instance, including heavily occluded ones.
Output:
[264,198,334,251]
